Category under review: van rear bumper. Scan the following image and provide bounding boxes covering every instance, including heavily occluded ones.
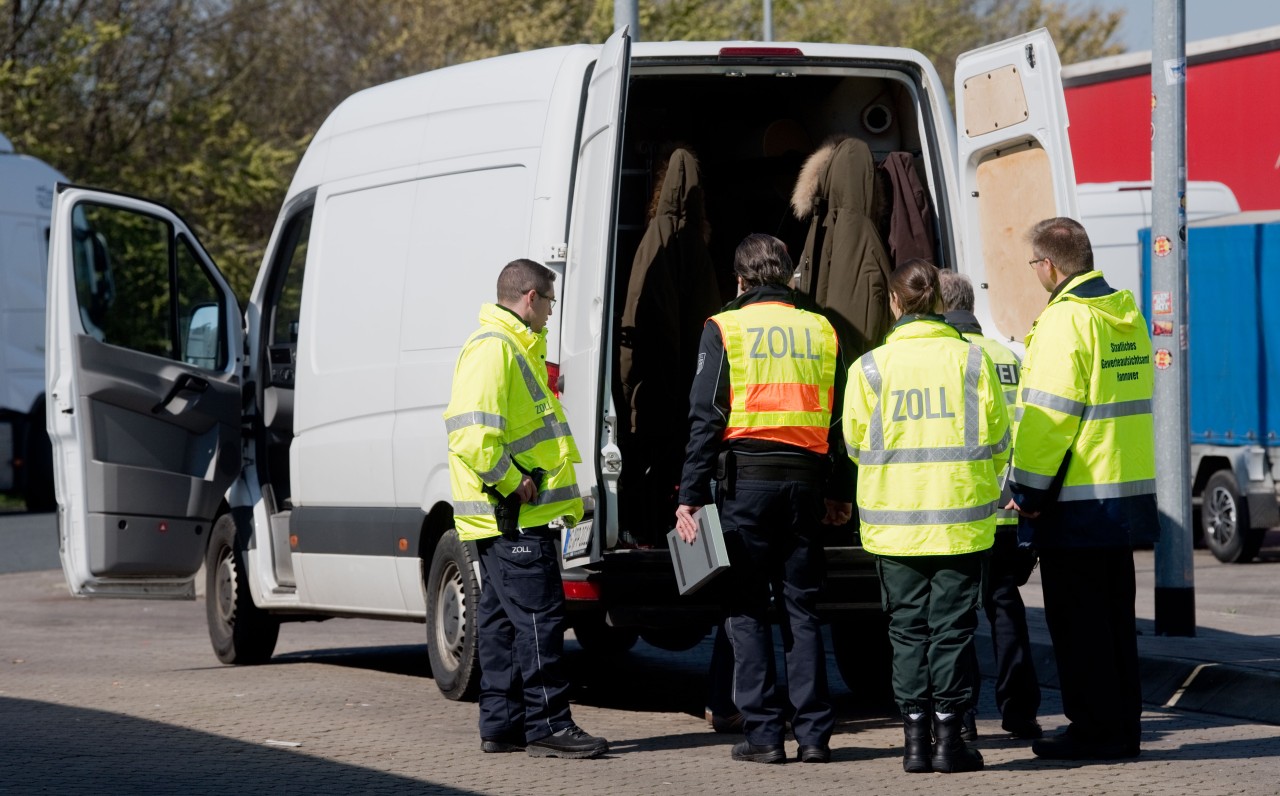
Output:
[561,545,882,630]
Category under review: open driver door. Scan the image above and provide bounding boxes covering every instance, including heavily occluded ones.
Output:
[47,186,244,598]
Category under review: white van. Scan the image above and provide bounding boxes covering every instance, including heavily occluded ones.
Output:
[1077,180,1240,299]
[47,28,1077,700]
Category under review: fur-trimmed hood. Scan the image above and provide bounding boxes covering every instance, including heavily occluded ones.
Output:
[791,135,875,220]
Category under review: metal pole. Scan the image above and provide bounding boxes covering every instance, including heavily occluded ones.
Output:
[763,0,773,41]
[1151,0,1195,636]
[615,0,638,41]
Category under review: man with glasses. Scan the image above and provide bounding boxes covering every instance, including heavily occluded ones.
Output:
[444,258,608,759]
[1008,218,1157,761]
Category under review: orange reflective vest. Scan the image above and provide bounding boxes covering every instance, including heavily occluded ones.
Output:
[711,302,839,454]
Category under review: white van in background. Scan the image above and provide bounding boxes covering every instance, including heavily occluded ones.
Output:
[0,134,68,511]
[47,28,1077,701]
[1076,180,1240,298]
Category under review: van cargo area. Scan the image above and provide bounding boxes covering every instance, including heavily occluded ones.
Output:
[572,61,942,671]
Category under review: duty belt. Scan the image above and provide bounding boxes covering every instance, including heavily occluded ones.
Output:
[715,449,827,497]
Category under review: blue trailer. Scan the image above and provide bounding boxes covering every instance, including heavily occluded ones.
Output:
[1141,212,1280,562]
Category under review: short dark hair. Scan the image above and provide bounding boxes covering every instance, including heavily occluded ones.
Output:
[1029,217,1093,276]
[938,269,974,313]
[496,258,556,303]
[890,258,942,316]
[733,233,793,288]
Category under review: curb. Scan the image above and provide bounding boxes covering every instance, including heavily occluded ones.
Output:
[977,629,1280,727]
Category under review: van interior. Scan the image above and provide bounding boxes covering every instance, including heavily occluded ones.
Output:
[610,66,942,544]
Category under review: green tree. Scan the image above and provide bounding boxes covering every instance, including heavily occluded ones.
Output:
[1,0,1123,304]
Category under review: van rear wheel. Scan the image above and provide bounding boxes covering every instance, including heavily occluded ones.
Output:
[1202,470,1265,563]
[206,514,279,664]
[831,618,895,708]
[21,403,56,513]
[425,530,481,701]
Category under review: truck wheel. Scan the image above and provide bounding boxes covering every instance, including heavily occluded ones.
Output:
[20,406,56,513]
[1202,471,1266,563]
[570,615,639,655]
[831,618,894,708]
[206,514,280,664]
[425,530,481,701]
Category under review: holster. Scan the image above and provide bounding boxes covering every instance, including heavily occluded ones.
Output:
[714,449,736,499]
[483,467,546,539]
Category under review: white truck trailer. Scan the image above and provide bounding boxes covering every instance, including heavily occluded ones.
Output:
[1,134,69,511]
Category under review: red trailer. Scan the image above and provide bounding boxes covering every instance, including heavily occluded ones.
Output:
[1063,26,1280,211]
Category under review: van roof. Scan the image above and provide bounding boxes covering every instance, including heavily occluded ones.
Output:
[292,39,941,197]
[1077,180,1235,195]
[631,39,934,67]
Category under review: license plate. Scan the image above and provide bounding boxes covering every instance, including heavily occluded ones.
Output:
[562,521,592,559]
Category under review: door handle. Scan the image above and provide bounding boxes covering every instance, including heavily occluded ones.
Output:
[152,373,210,414]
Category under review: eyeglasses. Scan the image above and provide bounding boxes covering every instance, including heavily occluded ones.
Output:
[538,292,556,309]
[1027,257,1049,268]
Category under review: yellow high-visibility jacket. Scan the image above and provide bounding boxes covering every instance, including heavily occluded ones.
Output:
[444,304,583,541]
[1009,270,1158,548]
[958,327,1021,527]
[844,316,1010,556]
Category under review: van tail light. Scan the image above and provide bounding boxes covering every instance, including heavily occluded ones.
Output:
[718,47,805,60]
[563,580,601,601]
[547,361,562,396]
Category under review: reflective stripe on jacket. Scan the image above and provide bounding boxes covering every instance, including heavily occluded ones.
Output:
[711,302,838,454]
[962,332,1021,526]
[844,316,1010,555]
[1009,270,1156,546]
[444,304,583,541]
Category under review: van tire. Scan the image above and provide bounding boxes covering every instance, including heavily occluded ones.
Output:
[638,625,709,652]
[570,614,639,655]
[425,530,481,701]
[831,618,895,708]
[21,403,56,513]
[206,514,280,664]
[1202,470,1265,563]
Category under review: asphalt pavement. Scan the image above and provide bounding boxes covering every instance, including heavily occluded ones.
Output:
[5,508,1280,729]
[3,511,1280,793]
[981,528,1280,728]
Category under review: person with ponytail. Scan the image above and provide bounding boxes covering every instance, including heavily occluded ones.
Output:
[843,259,1009,774]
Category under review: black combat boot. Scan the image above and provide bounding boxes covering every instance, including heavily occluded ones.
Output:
[903,714,933,773]
[931,713,984,773]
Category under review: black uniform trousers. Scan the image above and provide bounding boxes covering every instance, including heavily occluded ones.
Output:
[718,477,834,748]
[475,530,574,743]
[974,530,1041,725]
[1038,546,1142,747]
[877,551,983,716]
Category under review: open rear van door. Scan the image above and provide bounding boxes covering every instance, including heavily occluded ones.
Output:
[47,186,244,598]
[955,28,1078,346]
[559,27,630,562]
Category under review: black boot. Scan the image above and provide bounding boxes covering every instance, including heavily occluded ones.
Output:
[931,713,984,773]
[903,714,933,773]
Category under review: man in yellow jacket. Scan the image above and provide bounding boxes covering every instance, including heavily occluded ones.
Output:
[1009,218,1158,762]
[444,258,607,759]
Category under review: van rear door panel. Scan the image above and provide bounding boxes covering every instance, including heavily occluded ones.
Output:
[47,187,243,597]
[955,29,1077,345]
[561,27,630,554]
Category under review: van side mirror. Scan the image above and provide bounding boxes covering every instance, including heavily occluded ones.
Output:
[184,303,222,369]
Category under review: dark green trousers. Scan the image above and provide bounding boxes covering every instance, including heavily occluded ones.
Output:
[876,552,984,716]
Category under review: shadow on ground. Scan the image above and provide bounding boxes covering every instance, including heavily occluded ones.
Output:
[0,696,481,794]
